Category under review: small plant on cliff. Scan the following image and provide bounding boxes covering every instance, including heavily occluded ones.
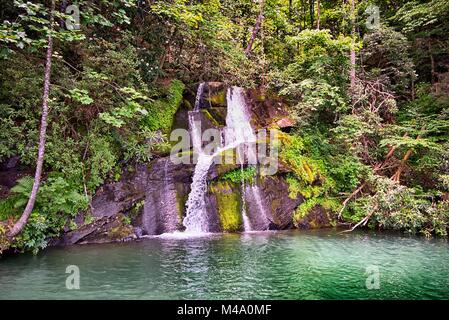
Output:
[220,166,257,184]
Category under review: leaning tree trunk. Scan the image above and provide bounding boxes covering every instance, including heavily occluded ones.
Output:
[316,0,321,30]
[245,0,265,56]
[8,0,55,239]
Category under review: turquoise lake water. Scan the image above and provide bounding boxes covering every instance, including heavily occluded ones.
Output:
[1,229,449,299]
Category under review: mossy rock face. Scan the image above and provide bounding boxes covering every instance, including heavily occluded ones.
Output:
[295,205,336,229]
[212,163,240,178]
[200,107,227,126]
[175,182,190,226]
[246,88,295,130]
[209,181,243,232]
[172,102,190,132]
[204,82,227,108]
[261,176,302,229]
[108,222,135,241]
[205,91,227,108]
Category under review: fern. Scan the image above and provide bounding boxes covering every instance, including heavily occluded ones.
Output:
[10,176,33,196]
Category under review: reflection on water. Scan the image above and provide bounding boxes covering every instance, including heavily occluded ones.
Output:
[1,230,449,299]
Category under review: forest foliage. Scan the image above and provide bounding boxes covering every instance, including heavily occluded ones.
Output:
[0,0,448,252]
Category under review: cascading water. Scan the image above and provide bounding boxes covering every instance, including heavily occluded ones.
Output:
[183,154,214,233]
[183,84,267,234]
[249,184,270,230]
[189,82,204,153]
[224,87,257,147]
[225,87,257,232]
[240,174,252,231]
[183,83,211,233]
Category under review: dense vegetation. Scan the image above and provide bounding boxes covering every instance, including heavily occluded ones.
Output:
[1,0,448,253]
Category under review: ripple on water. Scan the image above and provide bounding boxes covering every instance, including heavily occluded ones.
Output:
[0,230,449,299]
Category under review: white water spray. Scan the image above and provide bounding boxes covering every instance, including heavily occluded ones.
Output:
[183,85,261,233]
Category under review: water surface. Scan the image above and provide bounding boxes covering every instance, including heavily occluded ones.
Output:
[1,230,448,299]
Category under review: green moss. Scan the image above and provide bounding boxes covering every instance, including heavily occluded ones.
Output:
[220,166,256,184]
[200,109,220,126]
[293,197,340,225]
[210,181,242,232]
[175,190,188,224]
[207,107,227,124]
[214,163,239,177]
[108,215,134,240]
[142,79,185,133]
[286,174,327,199]
[281,132,338,232]
[206,90,226,107]
[128,199,144,220]
[183,99,193,110]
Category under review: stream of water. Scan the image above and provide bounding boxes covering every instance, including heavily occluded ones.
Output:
[1,230,448,299]
[183,85,264,234]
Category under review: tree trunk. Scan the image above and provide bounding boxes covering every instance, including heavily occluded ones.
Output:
[309,0,315,29]
[316,0,321,30]
[337,141,401,219]
[391,129,424,183]
[288,0,293,21]
[390,149,413,183]
[428,40,436,85]
[349,0,356,93]
[7,0,55,239]
[302,0,307,29]
[245,0,265,56]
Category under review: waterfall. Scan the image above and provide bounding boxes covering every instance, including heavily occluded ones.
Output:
[183,83,210,233]
[225,87,257,232]
[183,85,262,234]
[183,154,214,233]
[188,82,205,153]
[225,87,256,147]
[240,170,252,231]
[249,184,270,230]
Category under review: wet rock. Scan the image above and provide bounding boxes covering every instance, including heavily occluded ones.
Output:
[242,183,272,231]
[90,164,149,219]
[260,176,303,229]
[296,205,336,229]
[142,158,190,235]
[52,159,194,245]
[246,88,295,129]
